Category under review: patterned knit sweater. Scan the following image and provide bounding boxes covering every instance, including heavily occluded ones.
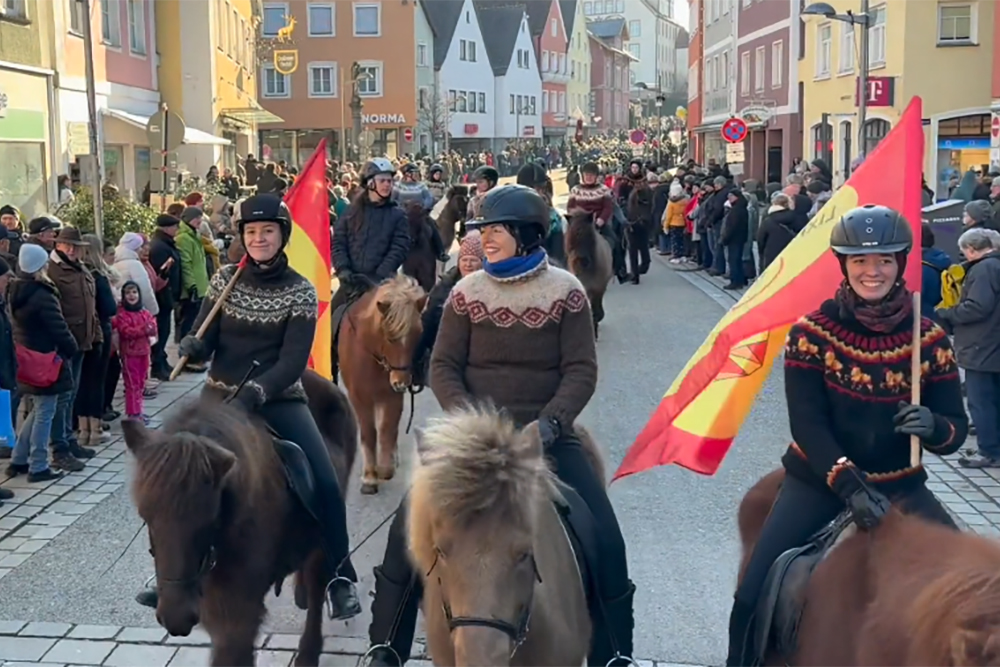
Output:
[567,183,613,223]
[429,260,597,428]
[781,299,968,495]
[197,257,317,405]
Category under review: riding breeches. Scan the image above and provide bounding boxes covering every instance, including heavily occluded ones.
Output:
[257,400,357,582]
[727,474,957,666]
[598,223,626,276]
[427,222,446,256]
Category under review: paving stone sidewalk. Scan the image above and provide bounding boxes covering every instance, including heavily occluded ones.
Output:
[671,257,1000,536]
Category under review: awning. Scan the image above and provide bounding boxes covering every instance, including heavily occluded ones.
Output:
[101,108,232,146]
[220,105,284,125]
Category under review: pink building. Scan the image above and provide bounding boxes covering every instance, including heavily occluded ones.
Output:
[58,0,160,198]
[533,0,571,141]
[588,18,634,131]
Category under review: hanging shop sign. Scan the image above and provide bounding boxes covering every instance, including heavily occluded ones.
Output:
[273,50,299,75]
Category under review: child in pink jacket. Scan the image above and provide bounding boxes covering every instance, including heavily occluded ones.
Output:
[112,281,157,422]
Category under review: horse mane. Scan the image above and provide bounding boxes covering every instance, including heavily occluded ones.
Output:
[132,399,275,516]
[404,202,428,245]
[374,274,425,342]
[565,208,598,267]
[410,404,561,531]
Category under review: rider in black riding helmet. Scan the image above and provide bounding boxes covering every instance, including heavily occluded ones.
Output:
[424,163,448,203]
[363,185,636,667]
[135,194,362,620]
[725,205,968,666]
[465,165,499,222]
[393,163,451,263]
[330,158,410,381]
[516,161,566,265]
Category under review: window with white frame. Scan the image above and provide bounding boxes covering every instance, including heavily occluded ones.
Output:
[754,45,765,91]
[229,8,237,57]
[629,19,640,36]
[478,92,486,113]
[559,91,565,113]
[69,0,83,32]
[771,40,783,87]
[417,42,428,66]
[262,2,286,36]
[529,95,536,115]
[558,53,565,72]
[127,0,145,54]
[419,87,430,110]
[815,23,832,77]
[509,94,515,113]
[551,17,557,36]
[468,41,477,61]
[261,64,290,98]
[308,3,335,36]
[2,0,26,19]
[628,43,640,59]
[456,91,467,113]
[721,51,729,86]
[357,61,382,96]
[868,5,886,64]
[838,23,855,73]
[353,2,380,36]
[542,50,549,70]
[309,62,337,97]
[460,39,469,60]
[938,3,974,44]
[216,0,225,46]
[584,1,592,14]
[740,50,750,95]
[543,90,550,112]
[102,0,121,46]
[468,91,477,113]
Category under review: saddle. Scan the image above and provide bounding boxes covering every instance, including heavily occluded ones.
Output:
[752,510,855,664]
[330,282,374,356]
[272,438,324,525]
[553,488,601,623]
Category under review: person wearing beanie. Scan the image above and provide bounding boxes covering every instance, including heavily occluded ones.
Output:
[148,214,182,380]
[0,205,22,260]
[663,181,690,262]
[725,204,967,667]
[111,281,157,422]
[174,205,209,356]
[113,232,159,318]
[963,199,998,231]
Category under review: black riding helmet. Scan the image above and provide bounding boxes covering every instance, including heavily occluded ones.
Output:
[628,158,643,172]
[472,165,500,187]
[401,162,420,175]
[466,185,549,254]
[581,161,600,176]
[236,194,294,259]
[516,162,549,189]
[831,204,913,275]
[428,163,444,176]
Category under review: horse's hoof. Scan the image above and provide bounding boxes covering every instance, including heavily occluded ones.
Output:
[376,466,395,481]
[361,482,379,495]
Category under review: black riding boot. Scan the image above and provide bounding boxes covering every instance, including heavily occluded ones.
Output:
[427,223,450,262]
[136,584,158,609]
[589,581,637,667]
[363,566,422,666]
[600,224,627,283]
[725,597,757,667]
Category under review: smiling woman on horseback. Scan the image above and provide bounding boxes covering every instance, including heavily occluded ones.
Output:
[726,205,969,667]
[135,194,363,622]
[363,185,636,667]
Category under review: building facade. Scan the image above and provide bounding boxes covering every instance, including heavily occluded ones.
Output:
[588,23,634,130]
[0,0,56,218]
[536,0,570,141]
[686,0,703,159]
[800,0,995,192]
[562,0,593,130]
[257,0,419,162]
[696,0,735,162]
[414,5,436,156]
[735,0,799,183]
[487,7,543,143]
[157,0,263,178]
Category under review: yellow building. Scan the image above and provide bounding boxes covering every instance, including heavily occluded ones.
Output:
[799,0,994,197]
[564,0,593,131]
[155,0,280,177]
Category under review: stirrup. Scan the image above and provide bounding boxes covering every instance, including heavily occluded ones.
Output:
[606,654,639,667]
[357,644,402,667]
[325,575,361,621]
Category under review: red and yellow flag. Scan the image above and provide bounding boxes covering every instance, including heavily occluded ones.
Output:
[613,98,926,481]
[284,140,333,379]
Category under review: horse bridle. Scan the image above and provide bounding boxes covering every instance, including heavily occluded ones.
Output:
[426,549,543,658]
[150,543,218,590]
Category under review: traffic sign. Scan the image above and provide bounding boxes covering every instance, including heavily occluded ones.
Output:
[147,108,186,153]
[403,127,414,142]
[629,129,646,145]
[722,117,748,144]
[358,130,376,146]
[991,115,1000,140]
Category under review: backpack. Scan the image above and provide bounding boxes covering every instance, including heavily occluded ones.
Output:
[937,263,966,310]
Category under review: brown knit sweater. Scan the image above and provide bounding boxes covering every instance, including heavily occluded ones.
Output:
[429,260,597,428]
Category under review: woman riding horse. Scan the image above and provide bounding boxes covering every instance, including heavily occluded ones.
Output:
[136,194,362,621]
[330,158,411,381]
[365,185,636,667]
[393,163,450,263]
[726,205,969,667]
[567,161,628,283]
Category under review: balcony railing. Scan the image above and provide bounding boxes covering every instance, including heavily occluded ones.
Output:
[541,69,571,85]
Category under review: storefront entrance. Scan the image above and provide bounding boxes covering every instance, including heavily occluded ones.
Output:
[935,114,991,199]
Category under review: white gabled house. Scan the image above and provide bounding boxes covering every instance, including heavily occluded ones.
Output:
[475,3,543,147]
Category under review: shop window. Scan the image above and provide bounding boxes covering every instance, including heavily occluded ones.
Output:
[134,147,151,198]
[811,122,833,162]
[0,142,46,218]
[863,118,890,154]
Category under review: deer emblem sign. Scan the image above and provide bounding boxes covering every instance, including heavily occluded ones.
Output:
[276,15,296,42]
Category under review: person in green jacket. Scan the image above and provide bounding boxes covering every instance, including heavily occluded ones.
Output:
[175,207,209,370]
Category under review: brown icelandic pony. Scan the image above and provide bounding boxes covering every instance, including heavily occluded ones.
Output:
[564,209,613,338]
[436,185,470,251]
[401,201,438,293]
[124,370,357,667]
[407,405,599,666]
[739,468,1000,666]
[339,274,427,494]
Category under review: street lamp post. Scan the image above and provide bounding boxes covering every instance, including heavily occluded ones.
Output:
[803,1,871,160]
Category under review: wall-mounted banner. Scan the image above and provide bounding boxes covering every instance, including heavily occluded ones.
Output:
[274,50,299,75]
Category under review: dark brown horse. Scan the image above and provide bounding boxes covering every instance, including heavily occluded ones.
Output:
[564,210,613,338]
[436,185,469,251]
[125,370,357,667]
[401,201,437,293]
[338,274,426,494]
[739,469,1000,665]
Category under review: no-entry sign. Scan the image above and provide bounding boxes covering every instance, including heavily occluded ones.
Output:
[629,129,646,144]
[722,117,748,144]
[403,127,414,142]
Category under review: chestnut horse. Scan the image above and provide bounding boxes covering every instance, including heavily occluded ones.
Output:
[739,469,1000,666]
[401,202,438,293]
[338,274,426,494]
[125,370,357,667]
[564,210,613,338]
[407,405,601,666]
[436,185,470,251]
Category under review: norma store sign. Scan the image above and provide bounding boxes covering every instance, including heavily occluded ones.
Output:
[362,113,407,124]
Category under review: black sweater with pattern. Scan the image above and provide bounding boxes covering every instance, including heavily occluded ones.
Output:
[195,256,317,404]
[781,299,968,496]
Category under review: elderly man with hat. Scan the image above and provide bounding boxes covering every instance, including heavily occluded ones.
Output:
[148,214,183,380]
[45,226,98,472]
[26,216,60,252]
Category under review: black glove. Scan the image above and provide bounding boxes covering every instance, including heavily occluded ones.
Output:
[893,401,936,440]
[337,269,355,286]
[178,336,206,361]
[537,415,561,449]
[230,383,263,412]
[845,486,891,531]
